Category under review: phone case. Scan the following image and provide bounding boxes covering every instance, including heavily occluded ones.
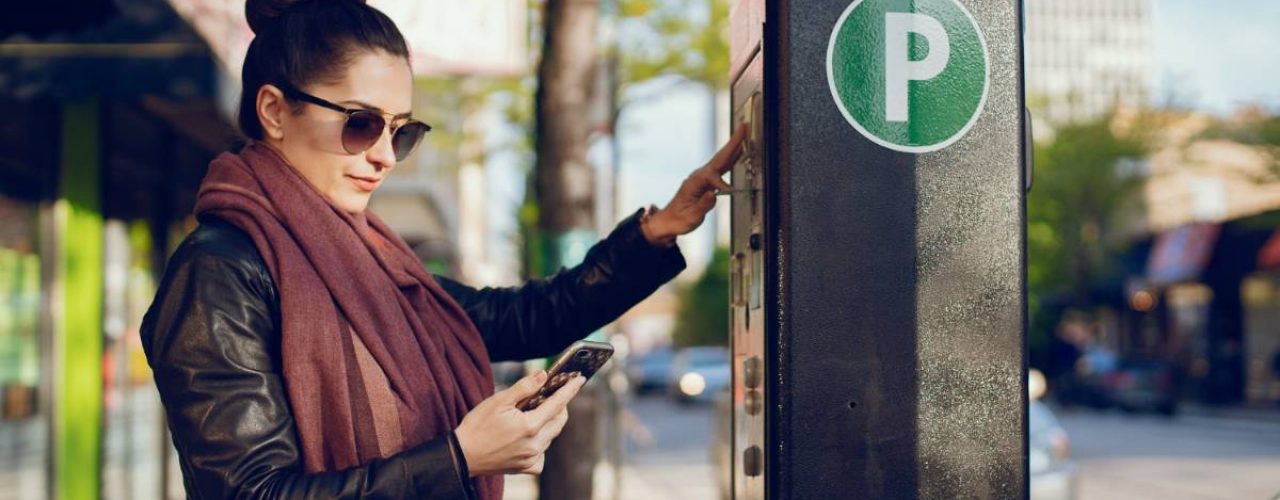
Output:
[516,341,614,411]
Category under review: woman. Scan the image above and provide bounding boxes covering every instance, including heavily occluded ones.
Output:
[139,0,744,498]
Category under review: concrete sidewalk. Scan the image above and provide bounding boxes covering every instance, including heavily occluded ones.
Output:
[503,395,722,499]
[503,457,718,500]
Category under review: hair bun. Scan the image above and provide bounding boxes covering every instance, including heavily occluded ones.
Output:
[245,0,299,35]
[245,0,367,35]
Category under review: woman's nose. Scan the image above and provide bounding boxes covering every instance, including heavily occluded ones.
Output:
[365,128,397,170]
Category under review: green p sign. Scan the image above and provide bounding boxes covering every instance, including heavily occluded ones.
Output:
[826,0,989,153]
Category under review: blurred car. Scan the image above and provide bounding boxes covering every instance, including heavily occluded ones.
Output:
[627,346,675,395]
[670,346,730,404]
[1102,358,1179,415]
[1052,361,1112,410]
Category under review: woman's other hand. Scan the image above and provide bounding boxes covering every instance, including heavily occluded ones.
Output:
[454,370,586,476]
[641,123,749,247]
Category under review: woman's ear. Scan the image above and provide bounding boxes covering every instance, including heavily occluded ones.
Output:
[256,84,288,140]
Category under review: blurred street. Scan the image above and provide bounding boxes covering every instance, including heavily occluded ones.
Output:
[511,397,1280,500]
[507,393,720,500]
[1057,409,1280,500]
[621,395,720,499]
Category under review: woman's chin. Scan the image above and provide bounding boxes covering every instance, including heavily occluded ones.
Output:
[333,191,372,215]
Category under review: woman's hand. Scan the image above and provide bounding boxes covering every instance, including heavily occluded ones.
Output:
[641,124,749,247]
[454,370,586,477]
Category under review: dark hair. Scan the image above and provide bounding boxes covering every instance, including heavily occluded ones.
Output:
[238,0,410,139]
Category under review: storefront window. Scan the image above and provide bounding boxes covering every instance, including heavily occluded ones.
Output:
[1243,274,1280,406]
[102,220,165,500]
[0,196,48,500]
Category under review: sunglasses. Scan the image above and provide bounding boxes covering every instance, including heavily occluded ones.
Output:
[277,82,431,162]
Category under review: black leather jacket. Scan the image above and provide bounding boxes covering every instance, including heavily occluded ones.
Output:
[140,209,686,499]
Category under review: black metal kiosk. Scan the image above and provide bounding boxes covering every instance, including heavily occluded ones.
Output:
[727,0,1028,497]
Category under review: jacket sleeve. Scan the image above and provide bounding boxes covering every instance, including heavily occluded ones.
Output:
[435,209,687,362]
[140,236,476,500]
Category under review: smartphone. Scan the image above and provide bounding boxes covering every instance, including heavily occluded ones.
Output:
[516,340,614,411]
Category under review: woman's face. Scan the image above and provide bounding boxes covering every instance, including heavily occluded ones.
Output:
[257,50,414,214]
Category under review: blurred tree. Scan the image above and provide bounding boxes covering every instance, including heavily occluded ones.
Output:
[1264,114,1280,147]
[607,0,732,349]
[1195,109,1280,176]
[534,0,602,498]
[1027,114,1149,354]
[613,0,729,90]
[671,246,730,348]
[610,0,730,128]
[503,0,733,280]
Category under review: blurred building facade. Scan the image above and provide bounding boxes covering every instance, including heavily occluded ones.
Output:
[1024,0,1153,124]
[0,1,527,499]
[1103,110,1280,408]
[1,1,237,498]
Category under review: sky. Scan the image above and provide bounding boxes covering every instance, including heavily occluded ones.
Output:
[1150,0,1280,113]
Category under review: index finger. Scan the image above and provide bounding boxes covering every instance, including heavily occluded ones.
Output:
[527,374,585,427]
[708,124,748,174]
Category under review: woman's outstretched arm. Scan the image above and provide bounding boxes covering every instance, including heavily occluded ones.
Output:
[437,125,746,362]
[436,209,686,362]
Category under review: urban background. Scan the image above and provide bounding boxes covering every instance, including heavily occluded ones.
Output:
[0,0,1278,499]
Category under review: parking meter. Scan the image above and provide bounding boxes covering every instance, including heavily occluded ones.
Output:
[726,0,1027,498]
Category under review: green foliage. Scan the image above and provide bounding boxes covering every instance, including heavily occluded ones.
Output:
[1027,114,1148,351]
[509,0,732,279]
[671,246,730,348]
[519,199,545,279]
[1198,113,1280,146]
[1195,112,1280,177]
[614,0,729,90]
[1258,114,1280,147]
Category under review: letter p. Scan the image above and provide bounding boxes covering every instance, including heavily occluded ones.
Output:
[884,12,950,123]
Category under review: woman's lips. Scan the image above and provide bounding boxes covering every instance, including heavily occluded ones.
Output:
[346,174,381,193]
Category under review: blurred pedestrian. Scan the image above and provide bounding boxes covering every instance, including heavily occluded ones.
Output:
[1047,320,1082,381]
[139,0,746,498]
[1081,333,1118,376]
[1049,312,1088,406]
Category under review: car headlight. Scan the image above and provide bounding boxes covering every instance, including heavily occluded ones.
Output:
[679,372,706,396]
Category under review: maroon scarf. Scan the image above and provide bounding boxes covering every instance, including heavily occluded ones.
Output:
[195,143,500,498]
